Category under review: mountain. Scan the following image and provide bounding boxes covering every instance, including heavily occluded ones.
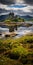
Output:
[20,15,33,21]
[0,15,8,21]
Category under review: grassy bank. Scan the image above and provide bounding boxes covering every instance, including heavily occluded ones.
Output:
[0,34,33,65]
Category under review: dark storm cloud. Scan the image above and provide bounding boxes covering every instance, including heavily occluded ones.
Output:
[24,0,33,5]
[0,0,15,5]
[0,0,33,5]
[0,8,9,13]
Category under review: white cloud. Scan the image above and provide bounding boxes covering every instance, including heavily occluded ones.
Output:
[0,12,9,16]
[22,6,31,12]
[15,0,24,4]
[0,3,7,9]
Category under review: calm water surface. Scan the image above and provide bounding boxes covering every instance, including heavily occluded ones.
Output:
[14,25,33,38]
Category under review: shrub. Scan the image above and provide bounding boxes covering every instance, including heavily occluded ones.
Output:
[20,54,28,64]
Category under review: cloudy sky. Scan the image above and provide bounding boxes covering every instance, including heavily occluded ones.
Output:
[0,0,33,16]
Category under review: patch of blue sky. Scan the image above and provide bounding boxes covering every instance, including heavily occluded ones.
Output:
[8,5,26,8]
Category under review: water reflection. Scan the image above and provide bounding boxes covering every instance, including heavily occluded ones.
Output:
[0,27,9,33]
[0,25,33,38]
[14,26,33,38]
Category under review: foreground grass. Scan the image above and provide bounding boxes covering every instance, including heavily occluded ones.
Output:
[0,34,33,65]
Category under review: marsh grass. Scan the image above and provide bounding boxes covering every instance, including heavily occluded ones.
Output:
[0,34,33,65]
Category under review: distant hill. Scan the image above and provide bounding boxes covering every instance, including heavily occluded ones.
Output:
[0,15,8,22]
[19,15,33,21]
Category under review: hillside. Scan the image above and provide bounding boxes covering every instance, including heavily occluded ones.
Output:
[0,34,33,65]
